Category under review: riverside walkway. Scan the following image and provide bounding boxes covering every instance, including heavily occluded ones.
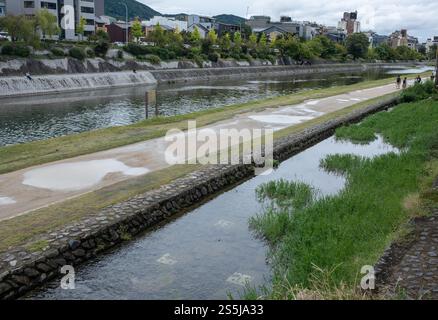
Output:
[0,82,403,221]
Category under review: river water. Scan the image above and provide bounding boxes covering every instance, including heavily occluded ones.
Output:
[27,136,399,300]
[0,69,401,147]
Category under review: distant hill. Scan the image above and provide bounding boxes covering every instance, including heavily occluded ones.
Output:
[104,0,161,20]
[213,14,246,25]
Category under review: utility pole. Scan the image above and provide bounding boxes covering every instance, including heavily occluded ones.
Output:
[120,2,128,44]
[435,47,438,87]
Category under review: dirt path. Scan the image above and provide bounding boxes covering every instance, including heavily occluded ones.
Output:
[0,83,403,221]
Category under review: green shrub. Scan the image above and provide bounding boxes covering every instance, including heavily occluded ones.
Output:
[94,41,109,57]
[208,52,220,62]
[1,44,30,57]
[51,48,65,57]
[69,47,86,60]
[1,43,14,55]
[145,54,161,65]
[400,81,437,103]
[86,48,95,58]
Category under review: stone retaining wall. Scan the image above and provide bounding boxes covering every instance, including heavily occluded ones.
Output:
[0,95,399,300]
[150,63,388,84]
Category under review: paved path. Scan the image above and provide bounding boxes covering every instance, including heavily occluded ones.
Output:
[385,205,438,299]
[0,82,403,221]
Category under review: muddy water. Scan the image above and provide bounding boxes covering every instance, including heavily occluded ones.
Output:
[27,135,399,300]
[0,70,390,146]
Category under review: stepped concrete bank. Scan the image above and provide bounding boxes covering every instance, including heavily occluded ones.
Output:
[0,62,408,98]
[0,94,399,300]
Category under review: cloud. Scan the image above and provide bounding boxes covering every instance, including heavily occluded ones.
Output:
[138,0,438,41]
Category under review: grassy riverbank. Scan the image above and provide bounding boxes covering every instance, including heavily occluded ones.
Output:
[249,90,438,299]
[0,73,429,174]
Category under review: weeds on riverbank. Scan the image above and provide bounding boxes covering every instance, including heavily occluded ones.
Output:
[250,98,438,299]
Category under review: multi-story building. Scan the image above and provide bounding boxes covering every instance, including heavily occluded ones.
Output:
[388,29,409,48]
[246,15,316,40]
[4,0,104,40]
[426,36,438,53]
[0,1,6,17]
[338,11,360,35]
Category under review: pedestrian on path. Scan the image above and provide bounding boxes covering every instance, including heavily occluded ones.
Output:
[416,75,422,84]
[402,77,407,89]
[396,75,401,89]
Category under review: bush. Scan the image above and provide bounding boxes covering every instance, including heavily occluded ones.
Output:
[1,44,30,57]
[69,47,86,60]
[400,81,437,103]
[51,48,65,57]
[145,54,161,65]
[117,50,124,60]
[208,52,220,62]
[85,48,95,58]
[1,43,14,55]
[94,41,109,57]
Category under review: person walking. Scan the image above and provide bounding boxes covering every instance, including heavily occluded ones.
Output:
[416,75,422,84]
[396,75,401,89]
[402,77,407,89]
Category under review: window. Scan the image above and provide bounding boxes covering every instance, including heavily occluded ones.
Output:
[80,6,94,14]
[85,19,95,26]
[24,1,35,8]
[41,2,57,10]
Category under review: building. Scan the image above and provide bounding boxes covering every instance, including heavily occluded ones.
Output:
[388,29,419,50]
[0,1,6,17]
[426,36,438,53]
[321,26,347,43]
[215,22,240,37]
[106,22,130,43]
[246,15,315,40]
[142,16,188,32]
[187,15,215,31]
[4,0,105,40]
[338,11,360,35]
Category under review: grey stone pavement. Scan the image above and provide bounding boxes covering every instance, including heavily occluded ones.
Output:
[384,178,438,299]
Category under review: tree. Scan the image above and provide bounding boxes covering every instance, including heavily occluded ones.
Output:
[232,31,242,57]
[345,33,370,59]
[131,18,143,43]
[77,17,86,41]
[207,29,218,45]
[149,23,168,47]
[36,9,59,40]
[190,26,202,46]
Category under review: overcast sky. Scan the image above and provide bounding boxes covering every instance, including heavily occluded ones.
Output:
[140,0,437,42]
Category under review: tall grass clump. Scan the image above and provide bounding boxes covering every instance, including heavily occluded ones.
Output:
[250,98,438,299]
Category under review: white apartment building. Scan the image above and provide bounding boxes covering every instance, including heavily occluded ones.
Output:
[4,0,103,40]
[0,1,6,16]
[142,16,188,32]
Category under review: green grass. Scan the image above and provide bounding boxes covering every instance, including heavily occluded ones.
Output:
[0,74,429,175]
[250,98,438,299]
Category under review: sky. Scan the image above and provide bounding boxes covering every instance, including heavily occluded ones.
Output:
[140,0,438,42]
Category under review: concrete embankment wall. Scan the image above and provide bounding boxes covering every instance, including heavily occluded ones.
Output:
[150,63,387,84]
[0,71,157,98]
[0,95,400,300]
[0,62,400,98]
